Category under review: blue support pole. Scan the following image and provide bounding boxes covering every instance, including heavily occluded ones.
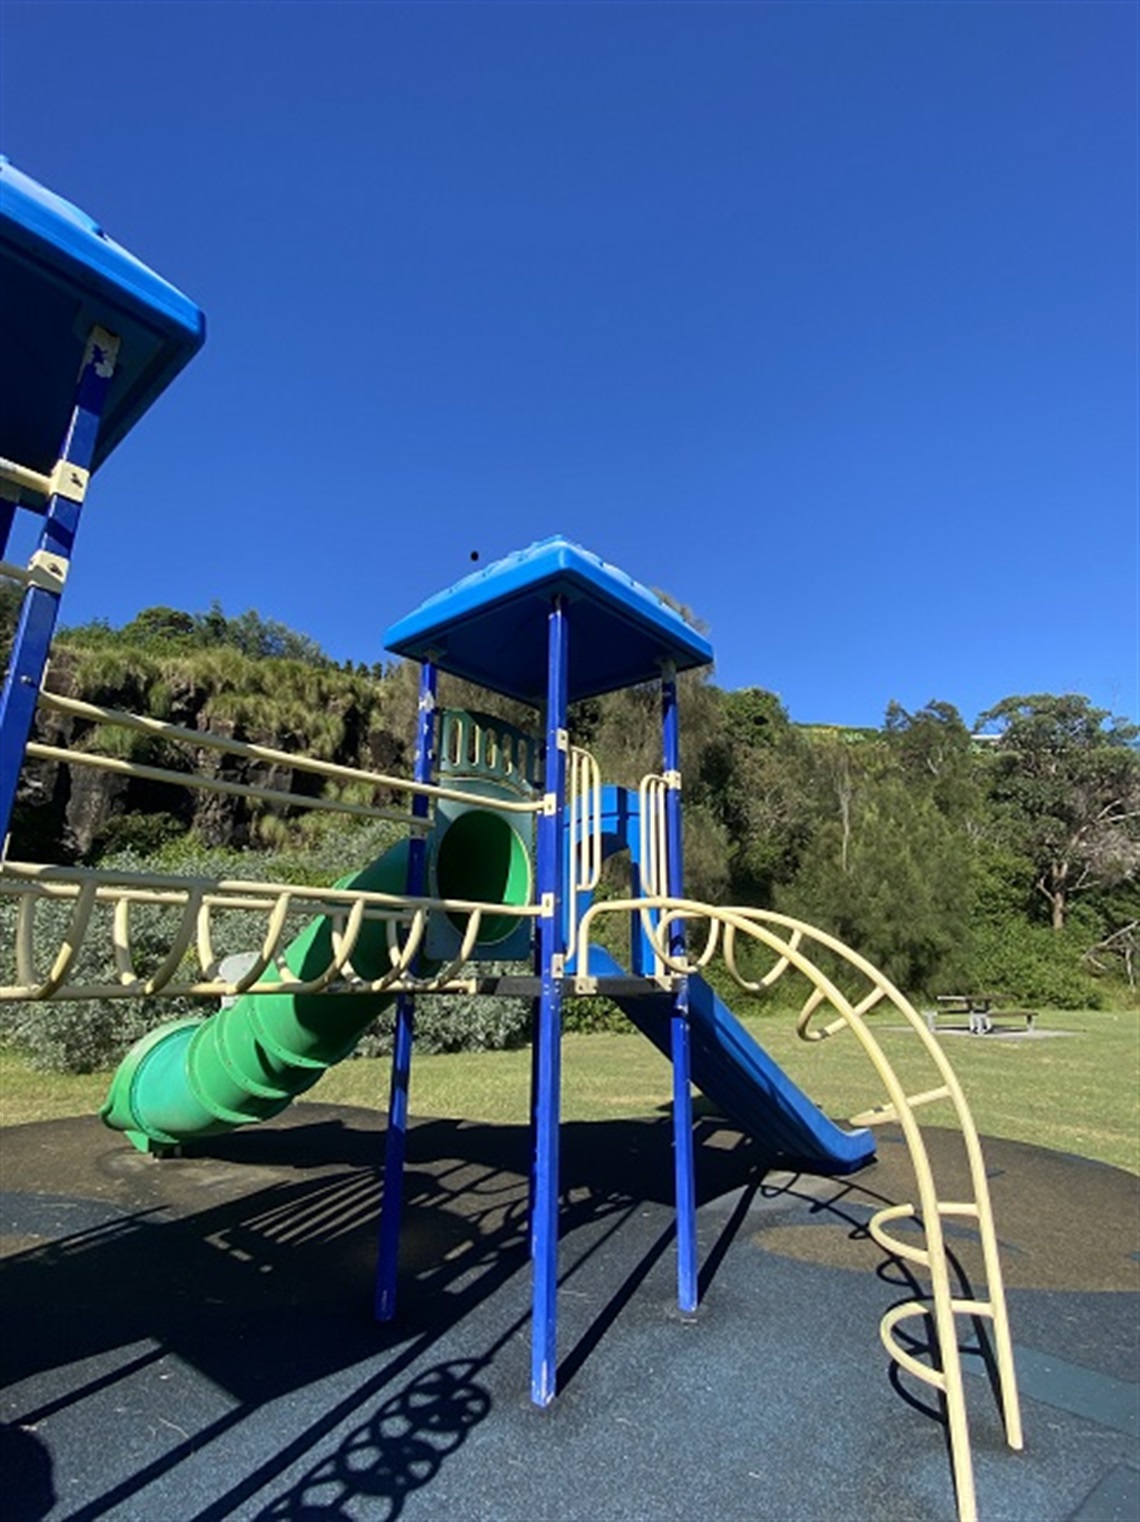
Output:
[662,662,698,1314]
[528,947,541,1260]
[0,328,118,850]
[531,596,569,1405]
[375,657,438,1321]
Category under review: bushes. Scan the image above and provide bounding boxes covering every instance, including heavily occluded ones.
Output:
[963,918,1104,1009]
[354,971,532,1058]
[562,995,627,1034]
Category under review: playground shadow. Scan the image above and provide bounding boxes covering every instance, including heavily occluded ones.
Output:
[0,1420,55,1522]
[8,1105,1136,1522]
[1,1105,763,1520]
[2,1107,762,1400]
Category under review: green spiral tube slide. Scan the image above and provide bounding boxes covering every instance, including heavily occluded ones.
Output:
[101,843,413,1152]
[102,812,532,1154]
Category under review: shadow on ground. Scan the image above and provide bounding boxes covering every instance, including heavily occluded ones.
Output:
[1,1107,765,1519]
[2,1104,1136,1522]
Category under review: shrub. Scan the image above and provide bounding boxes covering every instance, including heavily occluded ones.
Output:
[960,918,1103,1009]
[562,995,627,1034]
[354,967,533,1057]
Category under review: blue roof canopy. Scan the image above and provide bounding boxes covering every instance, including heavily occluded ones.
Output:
[0,158,205,474]
[384,537,714,704]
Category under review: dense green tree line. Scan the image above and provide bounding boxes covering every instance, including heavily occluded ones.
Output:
[1,597,1136,1075]
[577,677,1137,1006]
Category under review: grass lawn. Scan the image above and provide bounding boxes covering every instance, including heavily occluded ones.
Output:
[2,1006,1136,1173]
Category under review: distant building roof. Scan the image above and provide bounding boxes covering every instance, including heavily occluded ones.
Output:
[384,536,714,704]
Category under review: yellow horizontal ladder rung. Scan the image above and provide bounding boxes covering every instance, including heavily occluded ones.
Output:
[849,1084,951,1127]
[0,455,52,499]
[949,1298,996,1319]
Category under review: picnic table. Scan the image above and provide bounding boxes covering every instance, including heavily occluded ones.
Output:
[929,995,1038,1035]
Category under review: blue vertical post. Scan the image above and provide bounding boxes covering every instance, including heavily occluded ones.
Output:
[375,657,438,1321]
[531,595,569,1405]
[0,327,118,850]
[662,661,698,1313]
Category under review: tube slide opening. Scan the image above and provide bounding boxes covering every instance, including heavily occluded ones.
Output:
[436,809,532,945]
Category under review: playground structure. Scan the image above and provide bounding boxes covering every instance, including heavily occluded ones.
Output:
[0,162,1024,1522]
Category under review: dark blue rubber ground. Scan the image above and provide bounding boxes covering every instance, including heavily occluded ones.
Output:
[2,1103,1136,1521]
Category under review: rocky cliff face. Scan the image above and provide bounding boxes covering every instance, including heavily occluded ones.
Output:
[8,650,411,863]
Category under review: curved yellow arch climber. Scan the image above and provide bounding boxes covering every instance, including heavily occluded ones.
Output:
[576,892,1023,1522]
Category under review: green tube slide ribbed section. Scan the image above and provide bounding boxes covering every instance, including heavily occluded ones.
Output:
[101,841,413,1152]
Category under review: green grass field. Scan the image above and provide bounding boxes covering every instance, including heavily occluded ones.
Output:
[2,1006,1136,1173]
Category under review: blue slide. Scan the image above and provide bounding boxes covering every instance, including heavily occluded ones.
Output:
[587,945,875,1175]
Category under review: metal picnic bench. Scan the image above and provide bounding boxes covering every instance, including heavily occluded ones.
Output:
[928,995,1038,1035]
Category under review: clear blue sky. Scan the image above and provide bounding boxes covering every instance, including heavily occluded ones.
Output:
[2,1,1136,727]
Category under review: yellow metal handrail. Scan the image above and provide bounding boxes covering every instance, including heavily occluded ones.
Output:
[0,453,54,500]
[575,894,1022,1522]
[23,740,427,831]
[32,690,544,816]
[636,773,672,977]
[565,745,602,961]
[637,773,668,899]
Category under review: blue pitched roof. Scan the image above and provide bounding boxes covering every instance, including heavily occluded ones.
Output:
[0,158,205,474]
[384,537,714,704]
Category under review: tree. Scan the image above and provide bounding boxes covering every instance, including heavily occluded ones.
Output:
[220,605,329,665]
[977,694,1140,931]
[120,606,199,649]
[780,762,975,994]
[705,689,814,904]
[885,700,980,821]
